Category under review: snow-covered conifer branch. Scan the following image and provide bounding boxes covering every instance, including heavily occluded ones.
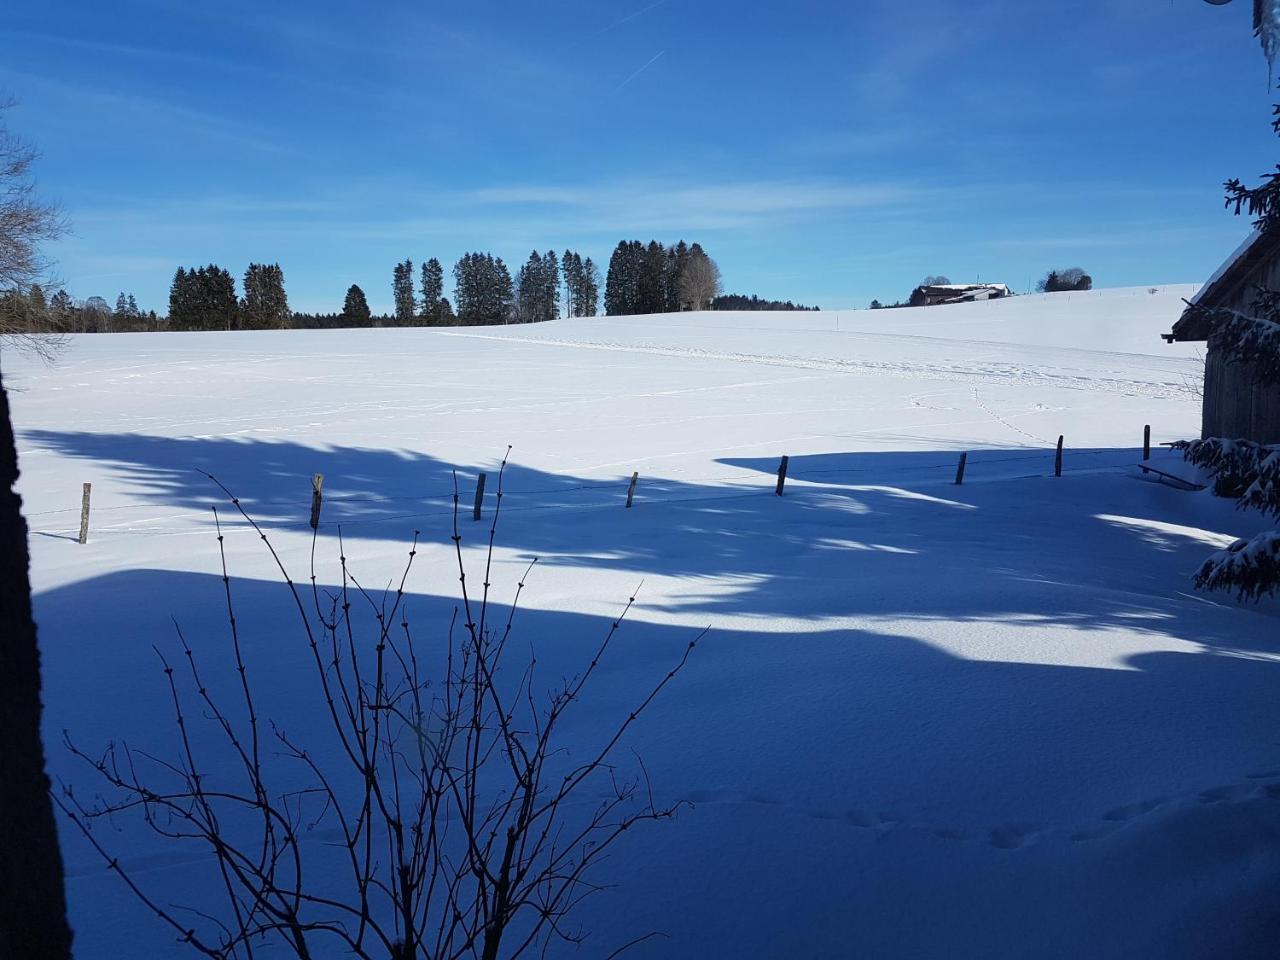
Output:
[1194,531,1280,602]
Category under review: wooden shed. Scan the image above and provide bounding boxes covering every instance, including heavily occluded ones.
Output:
[1164,229,1280,444]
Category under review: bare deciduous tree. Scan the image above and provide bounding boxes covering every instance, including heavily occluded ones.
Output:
[58,456,700,959]
[678,247,721,312]
[0,98,68,358]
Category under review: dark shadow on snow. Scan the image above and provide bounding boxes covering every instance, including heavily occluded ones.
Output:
[20,430,1274,642]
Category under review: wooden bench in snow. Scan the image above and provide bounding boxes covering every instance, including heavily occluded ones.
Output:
[1136,462,1205,491]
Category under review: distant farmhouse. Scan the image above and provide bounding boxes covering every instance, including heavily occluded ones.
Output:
[909,283,1012,307]
[1164,230,1280,443]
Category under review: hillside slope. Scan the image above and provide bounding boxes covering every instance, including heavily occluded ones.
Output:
[9,285,1280,959]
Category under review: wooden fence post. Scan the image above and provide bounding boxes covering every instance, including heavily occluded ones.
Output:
[775,455,790,496]
[473,473,487,521]
[1143,425,1151,462]
[1055,435,1064,477]
[78,482,91,545]
[626,472,639,509]
[954,452,968,485]
[309,473,324,530]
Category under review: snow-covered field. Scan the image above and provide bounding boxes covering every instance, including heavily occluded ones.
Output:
[10,285,1280,958]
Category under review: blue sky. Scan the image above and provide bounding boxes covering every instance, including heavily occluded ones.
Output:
[1,0,1275,313]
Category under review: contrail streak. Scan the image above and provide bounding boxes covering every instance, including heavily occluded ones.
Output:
[615,49,665,91]
[604,0,669,34]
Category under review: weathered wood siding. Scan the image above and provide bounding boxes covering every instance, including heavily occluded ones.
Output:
[1202,352,1280,444]
[1200,248,1280,444]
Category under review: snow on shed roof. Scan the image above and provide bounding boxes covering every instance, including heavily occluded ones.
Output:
[1166,228,1280,342]
[1189,229,1262,307]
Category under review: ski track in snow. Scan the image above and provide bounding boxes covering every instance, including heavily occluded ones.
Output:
[440,331,1194,400]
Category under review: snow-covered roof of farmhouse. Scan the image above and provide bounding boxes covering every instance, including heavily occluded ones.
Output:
[924,283,1010,293]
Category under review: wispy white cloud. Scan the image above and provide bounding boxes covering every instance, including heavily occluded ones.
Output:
[0,68,292,155]
[466,179,924,231]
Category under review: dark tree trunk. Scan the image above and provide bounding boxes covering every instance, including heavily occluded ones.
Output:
[0,370,73,959]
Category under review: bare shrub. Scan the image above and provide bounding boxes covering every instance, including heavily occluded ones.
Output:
[56,457,699,958]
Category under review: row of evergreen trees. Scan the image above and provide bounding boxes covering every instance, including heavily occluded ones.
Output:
[712,293,819,312]
[6,242,757,334]
[603,241,720,316]
[387,250,601,327]
[514,250,600,323]
[391,258,454,326]
[168,263,291,331]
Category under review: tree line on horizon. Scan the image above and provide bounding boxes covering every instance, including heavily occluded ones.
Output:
[1,240,833,334]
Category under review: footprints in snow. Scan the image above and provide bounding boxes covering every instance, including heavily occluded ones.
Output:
[679,775,1280,851]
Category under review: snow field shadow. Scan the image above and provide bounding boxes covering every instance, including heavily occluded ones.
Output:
[27,430,1280,958]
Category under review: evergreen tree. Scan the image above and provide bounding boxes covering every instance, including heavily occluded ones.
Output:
[126,293,138,317]
[393,259,416,326]
[637,241,667,314]
[453,253,513,325]
[515,250,544,323]
[168,268,191,329]
[605,241,642,316]
[562,249,579,318]
[580,257,600,317]
[49,289,72,329]
[240,263,290,330]
[543,250,561,321]
[342,284,372,327]
[213,266,240,331]
[182,264,240,331]
[491,256,514,325]
[420,258,444,325]
[114,292,128,321]
[665,240,689,312]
